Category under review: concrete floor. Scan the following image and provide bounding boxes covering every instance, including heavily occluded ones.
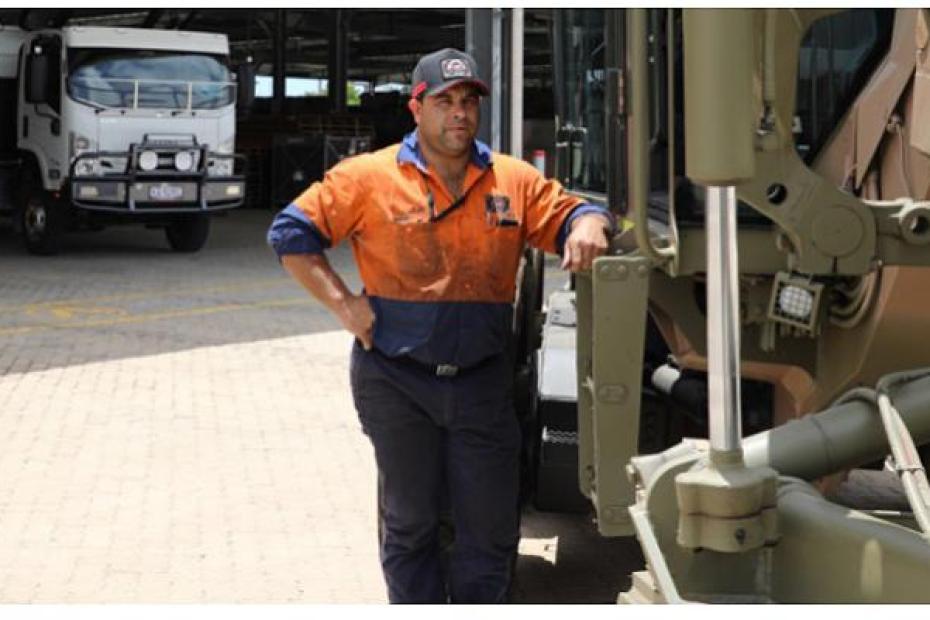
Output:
[0,209,644,603]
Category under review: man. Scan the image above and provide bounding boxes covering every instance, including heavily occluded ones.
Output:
[267,48,614,604]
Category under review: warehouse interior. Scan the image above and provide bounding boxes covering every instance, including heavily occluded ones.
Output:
[0,8,560,209]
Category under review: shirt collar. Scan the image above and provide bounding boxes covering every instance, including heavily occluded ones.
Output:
[397,130,493,172]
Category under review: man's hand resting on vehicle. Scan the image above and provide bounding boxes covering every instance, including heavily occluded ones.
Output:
[561,214,611,272]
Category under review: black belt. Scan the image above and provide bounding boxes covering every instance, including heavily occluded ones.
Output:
[376,349,499,377]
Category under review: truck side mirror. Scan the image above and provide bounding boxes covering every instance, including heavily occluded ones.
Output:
[236,63,256,111]
[26,53,50,105]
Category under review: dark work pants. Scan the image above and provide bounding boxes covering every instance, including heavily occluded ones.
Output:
[349,342,521,604]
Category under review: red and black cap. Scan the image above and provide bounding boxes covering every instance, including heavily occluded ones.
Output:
[411,48,490,100]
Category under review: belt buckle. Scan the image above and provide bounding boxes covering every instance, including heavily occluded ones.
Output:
[435,364,459,377]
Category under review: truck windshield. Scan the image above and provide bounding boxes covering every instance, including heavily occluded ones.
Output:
[66,48,234,110]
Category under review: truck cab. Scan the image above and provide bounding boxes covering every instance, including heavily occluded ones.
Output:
[3,25,247,254]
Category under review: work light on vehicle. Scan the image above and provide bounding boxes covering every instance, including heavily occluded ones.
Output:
[777,285,814,321]
[174,151,194,172]
[138,150,158,171]
[766,272,824,333]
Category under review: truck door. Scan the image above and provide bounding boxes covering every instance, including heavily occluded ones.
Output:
[20,34,65,190]
[551,9,620,209]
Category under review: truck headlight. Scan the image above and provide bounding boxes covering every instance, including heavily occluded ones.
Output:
[74,159,100,177]
[174,151,195,172]
[207,157,234,177]
[138,150,158,171]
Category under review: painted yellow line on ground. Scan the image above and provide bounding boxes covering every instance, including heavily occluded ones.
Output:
[0,276,295,313]
[0,297,314,337]
[26,304,130,321]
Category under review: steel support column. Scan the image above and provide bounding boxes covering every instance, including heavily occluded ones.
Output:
[329,9,348,114]
[465,8,509,151]
[272,9,286,115]
[510,8,523,159]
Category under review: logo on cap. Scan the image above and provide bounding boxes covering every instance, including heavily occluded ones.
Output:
[441,58,471,80]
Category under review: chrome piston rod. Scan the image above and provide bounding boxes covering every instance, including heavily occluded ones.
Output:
[706,185,743,453]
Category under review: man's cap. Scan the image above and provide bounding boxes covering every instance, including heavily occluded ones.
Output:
[411,48,490,99]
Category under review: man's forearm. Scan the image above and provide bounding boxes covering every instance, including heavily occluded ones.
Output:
[282,253,376,348]
[281,253,354,316]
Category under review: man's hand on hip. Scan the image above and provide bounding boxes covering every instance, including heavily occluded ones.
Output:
[280,253,375,350]
[336,294,376,350]
[561,214,611,272]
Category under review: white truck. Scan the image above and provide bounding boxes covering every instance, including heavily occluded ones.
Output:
[0,25,249,254]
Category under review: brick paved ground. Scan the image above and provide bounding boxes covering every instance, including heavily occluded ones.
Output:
[0,210,642,603]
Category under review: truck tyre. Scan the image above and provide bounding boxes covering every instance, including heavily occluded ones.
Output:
[165,214,210,252]
[20,174,64,256]
[512,247,545,371]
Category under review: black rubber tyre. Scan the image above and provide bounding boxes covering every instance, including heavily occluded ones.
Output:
[20,172,64,255]
[165,214,210,252]
[512,247,545,367]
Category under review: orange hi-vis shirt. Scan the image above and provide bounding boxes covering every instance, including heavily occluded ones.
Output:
[268,131,613,367]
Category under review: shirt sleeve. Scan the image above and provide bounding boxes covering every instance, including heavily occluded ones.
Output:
[266,204,331,257]
[266,155,369,258]
[556,203,617,254]
[522,163,615,254]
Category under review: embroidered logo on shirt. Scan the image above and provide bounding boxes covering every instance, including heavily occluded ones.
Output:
[485,194,519,227]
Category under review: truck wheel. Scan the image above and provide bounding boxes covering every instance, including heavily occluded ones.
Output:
[21,176,63,255]
[513,247,545,367]
[165,215,210,252]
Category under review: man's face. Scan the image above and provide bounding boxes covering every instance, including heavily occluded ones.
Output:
[408,83,481,158]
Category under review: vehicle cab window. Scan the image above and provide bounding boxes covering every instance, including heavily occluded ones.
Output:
[794,9,894,163]
[551,10,607,196]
